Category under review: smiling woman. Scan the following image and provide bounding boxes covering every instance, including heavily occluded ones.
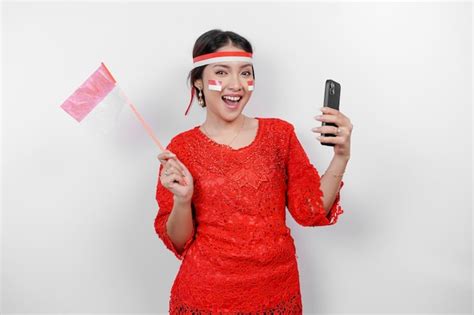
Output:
[154,29,346,314]
[185,31,255,119]
[212,63,253,108]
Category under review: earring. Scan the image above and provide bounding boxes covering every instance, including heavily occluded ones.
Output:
[197,89,205,107]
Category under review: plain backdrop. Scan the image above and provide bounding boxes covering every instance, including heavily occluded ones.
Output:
[1,1,472,314]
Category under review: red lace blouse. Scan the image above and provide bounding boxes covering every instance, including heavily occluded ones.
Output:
[154,117,344,314]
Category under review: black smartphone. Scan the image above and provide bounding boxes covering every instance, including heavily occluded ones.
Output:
[321,79,341,147]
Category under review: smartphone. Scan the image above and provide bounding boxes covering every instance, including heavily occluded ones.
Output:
[321,79,341,147]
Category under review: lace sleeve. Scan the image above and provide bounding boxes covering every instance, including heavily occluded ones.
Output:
[284,124,344,226]
[153,140,196,260]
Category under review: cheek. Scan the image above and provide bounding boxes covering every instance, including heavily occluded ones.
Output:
[247,80,254,92]
[204,90,223,104]
[204,77,255,95]
[207,79,222,92]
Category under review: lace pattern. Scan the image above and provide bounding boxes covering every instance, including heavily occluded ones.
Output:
[154,117,345,312]
[170,293,302,314]
[284,124,344,226]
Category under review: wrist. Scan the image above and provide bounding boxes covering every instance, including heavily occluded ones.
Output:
[334,154,350,162]
[174,195,192,205]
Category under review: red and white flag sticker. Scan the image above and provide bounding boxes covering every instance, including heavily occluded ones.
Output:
[247,80,254,91]
[208,80,222,91]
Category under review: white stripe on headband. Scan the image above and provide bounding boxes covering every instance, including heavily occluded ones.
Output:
[192,51,253,69]
[192,56,253,69]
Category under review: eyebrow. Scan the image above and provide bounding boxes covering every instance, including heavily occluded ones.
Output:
[211,63,253,69]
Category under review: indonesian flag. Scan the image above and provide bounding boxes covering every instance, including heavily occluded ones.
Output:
[60,62,129,135]
[247,80,254,91]
[208,79,222,91]
[60,62,165,151]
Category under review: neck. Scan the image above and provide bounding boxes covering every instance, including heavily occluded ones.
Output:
[202,114,246,136]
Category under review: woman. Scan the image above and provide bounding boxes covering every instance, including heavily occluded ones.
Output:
[154,29,352,314]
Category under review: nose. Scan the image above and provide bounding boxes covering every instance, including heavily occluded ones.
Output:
[228,73,243,91]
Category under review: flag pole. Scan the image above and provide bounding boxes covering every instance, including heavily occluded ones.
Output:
[116,85,188,185]
[117,85,165,152]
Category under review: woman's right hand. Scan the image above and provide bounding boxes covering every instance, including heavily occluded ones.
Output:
[157,150,194,202]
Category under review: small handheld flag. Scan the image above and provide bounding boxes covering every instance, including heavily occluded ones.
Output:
[60,63,165,152]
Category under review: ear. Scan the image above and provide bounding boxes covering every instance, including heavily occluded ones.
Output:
[194,79,203,90]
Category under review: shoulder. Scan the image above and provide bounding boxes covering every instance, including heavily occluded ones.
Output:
[165,127,197,153]
[260,117,295,135]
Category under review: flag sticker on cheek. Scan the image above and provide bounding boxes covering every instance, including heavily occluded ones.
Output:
[208,80,222,91]
[247,80,254,91]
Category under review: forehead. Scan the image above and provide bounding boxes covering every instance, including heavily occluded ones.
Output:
[209,62,253,69]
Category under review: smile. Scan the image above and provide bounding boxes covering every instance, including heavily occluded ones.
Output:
[221,95,242,109]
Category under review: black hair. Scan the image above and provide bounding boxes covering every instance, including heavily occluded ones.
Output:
[187,29,255,108]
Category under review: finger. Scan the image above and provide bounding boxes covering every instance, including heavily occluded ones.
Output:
[163,164,186,182]
[318,134,343,144]
[167,172,185,185]
[311,126,335,134]
[162,165,178,178]
[158,151,176,161]
[161,171,182,187]
[158,150,176,159]
[174,159,188,175]
[158,156,169,165]
[320,106,350,122]
[165,159,185,175]
[320,106,344,116]
[159,158,175,167]
[321,126,341,134]
[157,155,170,165]
[320,106,339,114]
[315,114,338,124]
[158,150,175,158]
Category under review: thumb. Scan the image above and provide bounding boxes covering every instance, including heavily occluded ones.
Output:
[175,159,189,174]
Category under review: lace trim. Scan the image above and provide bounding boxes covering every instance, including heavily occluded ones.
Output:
[285,123,345,226]
[156,208,196,260]
[326,180,344,225]
[154,142,196,261]
[194,117,263,152]
[170,294,302,314]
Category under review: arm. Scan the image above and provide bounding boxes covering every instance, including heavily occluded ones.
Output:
[165,196,194,255]
[320,155,349,215]
[154,141,196,260]
[285,123,345,227]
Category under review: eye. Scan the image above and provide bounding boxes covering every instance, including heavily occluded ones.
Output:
[215,70,226,75]
[242,71,252,76]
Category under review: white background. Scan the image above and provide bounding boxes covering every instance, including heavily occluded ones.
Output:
[1,1,472,314]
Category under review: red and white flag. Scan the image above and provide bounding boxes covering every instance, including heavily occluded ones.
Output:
[60,62,128,135]
[208,79,222,91]
[247,80,254,91]
[60,62,165,151]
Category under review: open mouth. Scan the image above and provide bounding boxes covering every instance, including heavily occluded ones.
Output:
[221,95,242,108]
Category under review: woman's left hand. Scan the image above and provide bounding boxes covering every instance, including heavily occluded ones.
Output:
[311,106,353,158]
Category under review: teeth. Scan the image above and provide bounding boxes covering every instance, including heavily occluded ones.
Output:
[222,95,241,102]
